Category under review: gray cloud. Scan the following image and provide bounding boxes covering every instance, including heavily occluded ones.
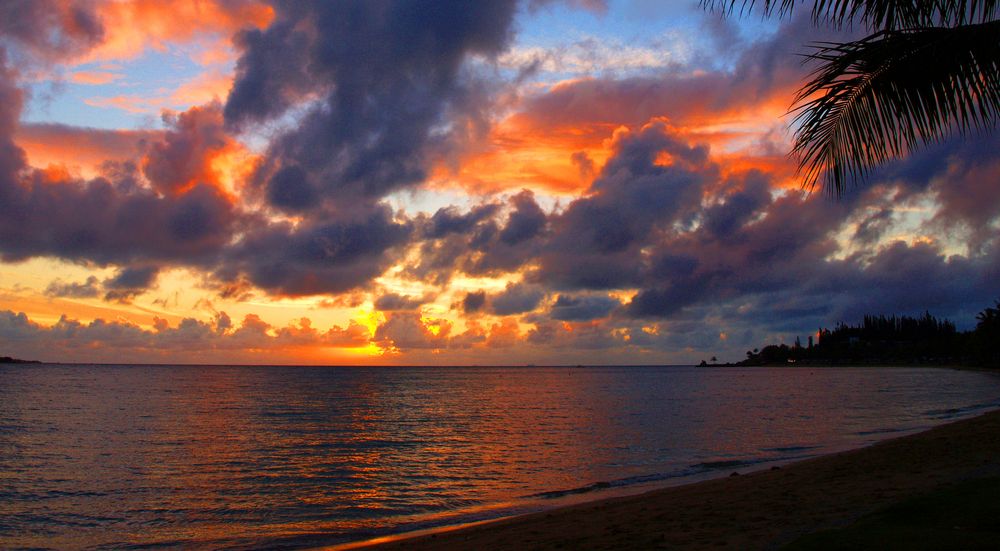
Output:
[375,292,427,311]
[550,293,619,321]
[226,1,519,209]
[462,290,487,314]
[45,276,101,299]
[499,189,546,245]
[0,0,103,63]
[491,282,545,316]
[220,205,411,296]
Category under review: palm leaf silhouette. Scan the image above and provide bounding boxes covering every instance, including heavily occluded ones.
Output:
[702,0,1000,195]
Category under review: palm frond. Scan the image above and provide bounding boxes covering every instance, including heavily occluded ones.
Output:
[700,1,1000,30]
[791,19,1000,194]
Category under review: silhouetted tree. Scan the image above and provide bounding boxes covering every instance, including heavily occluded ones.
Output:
[971,299,1000,365]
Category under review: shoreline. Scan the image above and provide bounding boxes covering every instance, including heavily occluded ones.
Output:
[335,408,1000,550]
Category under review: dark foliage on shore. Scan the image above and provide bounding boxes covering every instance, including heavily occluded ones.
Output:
[702,300,1000,368]
[0,356,41,364]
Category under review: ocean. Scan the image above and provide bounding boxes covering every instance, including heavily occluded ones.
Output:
[2,364,999,549]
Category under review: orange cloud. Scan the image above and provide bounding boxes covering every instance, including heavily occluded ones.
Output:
[83,95,153,114]
[485,318,521,348]
[70,70,123,84]
[436,74,801,196]
[170,69,233,106]
[433,117,614,195]
[14,123,161,176]
[80,0,274,63]
[83,70,234,115]
[0,290,184,329]
[141,102,248,197]
[17,102,254,196]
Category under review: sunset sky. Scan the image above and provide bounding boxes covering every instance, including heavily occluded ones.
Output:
[1,0,998,365]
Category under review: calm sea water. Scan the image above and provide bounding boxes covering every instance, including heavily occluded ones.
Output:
[2,364,1000,549]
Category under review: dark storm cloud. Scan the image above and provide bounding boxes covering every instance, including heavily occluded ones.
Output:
[265,165,317,212]
[445,191,550,276]
[45,276,101,299]
[0,52,25,179]
[0,0,103,62]
[626,285,705,319]
[536,121,712,290]
[870,133,1000,198]
[44,267,161,303]
[490,282,545,316]
[405,192,550,282]
[626,186,999,340]
[701,173,771,238]
[102,265,159,302]
[819,242,1000,326]
[105,265,158,288]
[704,238,1000,341]
[623,182,850,319]
[221,205,411,296]
[499,190,546,245]
[462,290,487,314]
[549,293,619,321]
[374,292,427,311]
[225,0,519,206]
[424,203,500,239]
[403,234,473,286]
[0,172,239,265]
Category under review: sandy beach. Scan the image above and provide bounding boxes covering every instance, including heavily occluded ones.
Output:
[351,409,1000,550]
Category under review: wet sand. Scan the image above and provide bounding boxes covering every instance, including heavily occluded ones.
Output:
[355,409,1000,550]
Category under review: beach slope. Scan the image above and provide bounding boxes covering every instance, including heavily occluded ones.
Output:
[360,410,1000,550]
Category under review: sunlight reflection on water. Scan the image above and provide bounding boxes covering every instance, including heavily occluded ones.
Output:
[1,364,999,549]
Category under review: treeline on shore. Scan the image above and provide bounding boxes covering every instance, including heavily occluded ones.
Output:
[703,300,1000,368]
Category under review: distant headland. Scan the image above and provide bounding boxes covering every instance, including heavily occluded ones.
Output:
[0,356,41,364]
[702,300,1000,368]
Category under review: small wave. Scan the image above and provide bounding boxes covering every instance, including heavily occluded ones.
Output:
[923,401,1000,419]
[525,451,822,501]
[855,427,905,436]
[760,445,819,453]
[523,470,703,500]
[527,481,614,499]
[691,459,750,470]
